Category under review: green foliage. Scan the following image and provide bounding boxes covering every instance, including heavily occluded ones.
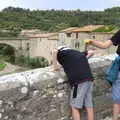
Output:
[105,7,120,13]
[0,7,120,32]
[92,25,118,32]
[0,44,15,63]
[0,44,14,55]
[7,55,15,63]
[18,55,49,68]
[0,61,6,71]
[0,31,19,37]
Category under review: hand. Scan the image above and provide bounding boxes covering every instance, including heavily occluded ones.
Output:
[87,50,94,58]
[51,48,58,54]
[88,50,94,55]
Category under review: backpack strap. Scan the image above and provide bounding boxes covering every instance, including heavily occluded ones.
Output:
[72,84,78,98]
[61,81,78,98]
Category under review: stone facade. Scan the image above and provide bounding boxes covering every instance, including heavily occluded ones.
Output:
[0,54,117,120]
[0,30,117,64]
[59,31,116,53]
[0,37,30,57]
[29,36,58,64]
[0,31,59,64]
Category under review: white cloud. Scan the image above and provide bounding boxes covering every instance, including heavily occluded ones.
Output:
[0,0,120,11]
[0,0,15,10]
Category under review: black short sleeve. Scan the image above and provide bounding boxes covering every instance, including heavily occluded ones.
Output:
[111,30,120,46]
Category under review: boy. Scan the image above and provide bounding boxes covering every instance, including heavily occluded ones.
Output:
[52,46,94,120]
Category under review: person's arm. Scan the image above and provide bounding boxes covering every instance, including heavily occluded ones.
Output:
[52,48,61,70]
[91,40,113,49]
[84,42,94,59]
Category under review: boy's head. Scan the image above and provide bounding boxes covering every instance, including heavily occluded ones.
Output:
[57,45,67,50]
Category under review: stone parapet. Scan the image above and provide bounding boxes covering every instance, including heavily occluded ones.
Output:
[0,54,117,120]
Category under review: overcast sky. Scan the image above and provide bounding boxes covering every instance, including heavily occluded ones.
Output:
[0,0,120,11]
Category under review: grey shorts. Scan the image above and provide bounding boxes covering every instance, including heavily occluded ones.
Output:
[70,81,93,109]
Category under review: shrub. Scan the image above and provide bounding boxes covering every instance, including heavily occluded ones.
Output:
[18,55,49,68]
[0,61,6,71]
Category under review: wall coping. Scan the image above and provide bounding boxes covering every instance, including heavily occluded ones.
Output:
[0,54,117,92]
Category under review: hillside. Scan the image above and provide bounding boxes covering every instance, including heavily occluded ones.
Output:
[0,6,120,33]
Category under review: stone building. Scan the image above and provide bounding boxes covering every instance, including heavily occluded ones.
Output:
[59,25,117,56]
[20,26,117,64]
[21,30,59,64]
[58,27,79,47]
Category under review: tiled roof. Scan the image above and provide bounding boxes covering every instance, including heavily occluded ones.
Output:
[22,32,58,39]
[21,29,40,34]
[72,25,104,32]
[59,27,79,33]
[36,33,56,38]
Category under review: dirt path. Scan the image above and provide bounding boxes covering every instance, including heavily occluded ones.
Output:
[0,62,25,76]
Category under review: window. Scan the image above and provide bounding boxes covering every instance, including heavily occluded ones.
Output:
[76,33,78,38]
[92,36,95,39]
[75,42,80,48]
[67,33,71,37]
[26,43,30,51]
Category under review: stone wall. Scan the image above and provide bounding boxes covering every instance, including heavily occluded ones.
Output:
[0,54,117,120]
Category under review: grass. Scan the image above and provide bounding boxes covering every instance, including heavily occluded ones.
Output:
[92,25,119,33]
[0,61,6,71]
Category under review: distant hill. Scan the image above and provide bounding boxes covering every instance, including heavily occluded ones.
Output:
[0,6,120,33]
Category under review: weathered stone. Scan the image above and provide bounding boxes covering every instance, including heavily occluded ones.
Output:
[0,113,2,119]
[20,87,29,94]
[0,54,116,120]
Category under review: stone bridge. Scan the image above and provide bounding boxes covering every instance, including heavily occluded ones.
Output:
[0,54,117,120]
[0,37,29,57]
